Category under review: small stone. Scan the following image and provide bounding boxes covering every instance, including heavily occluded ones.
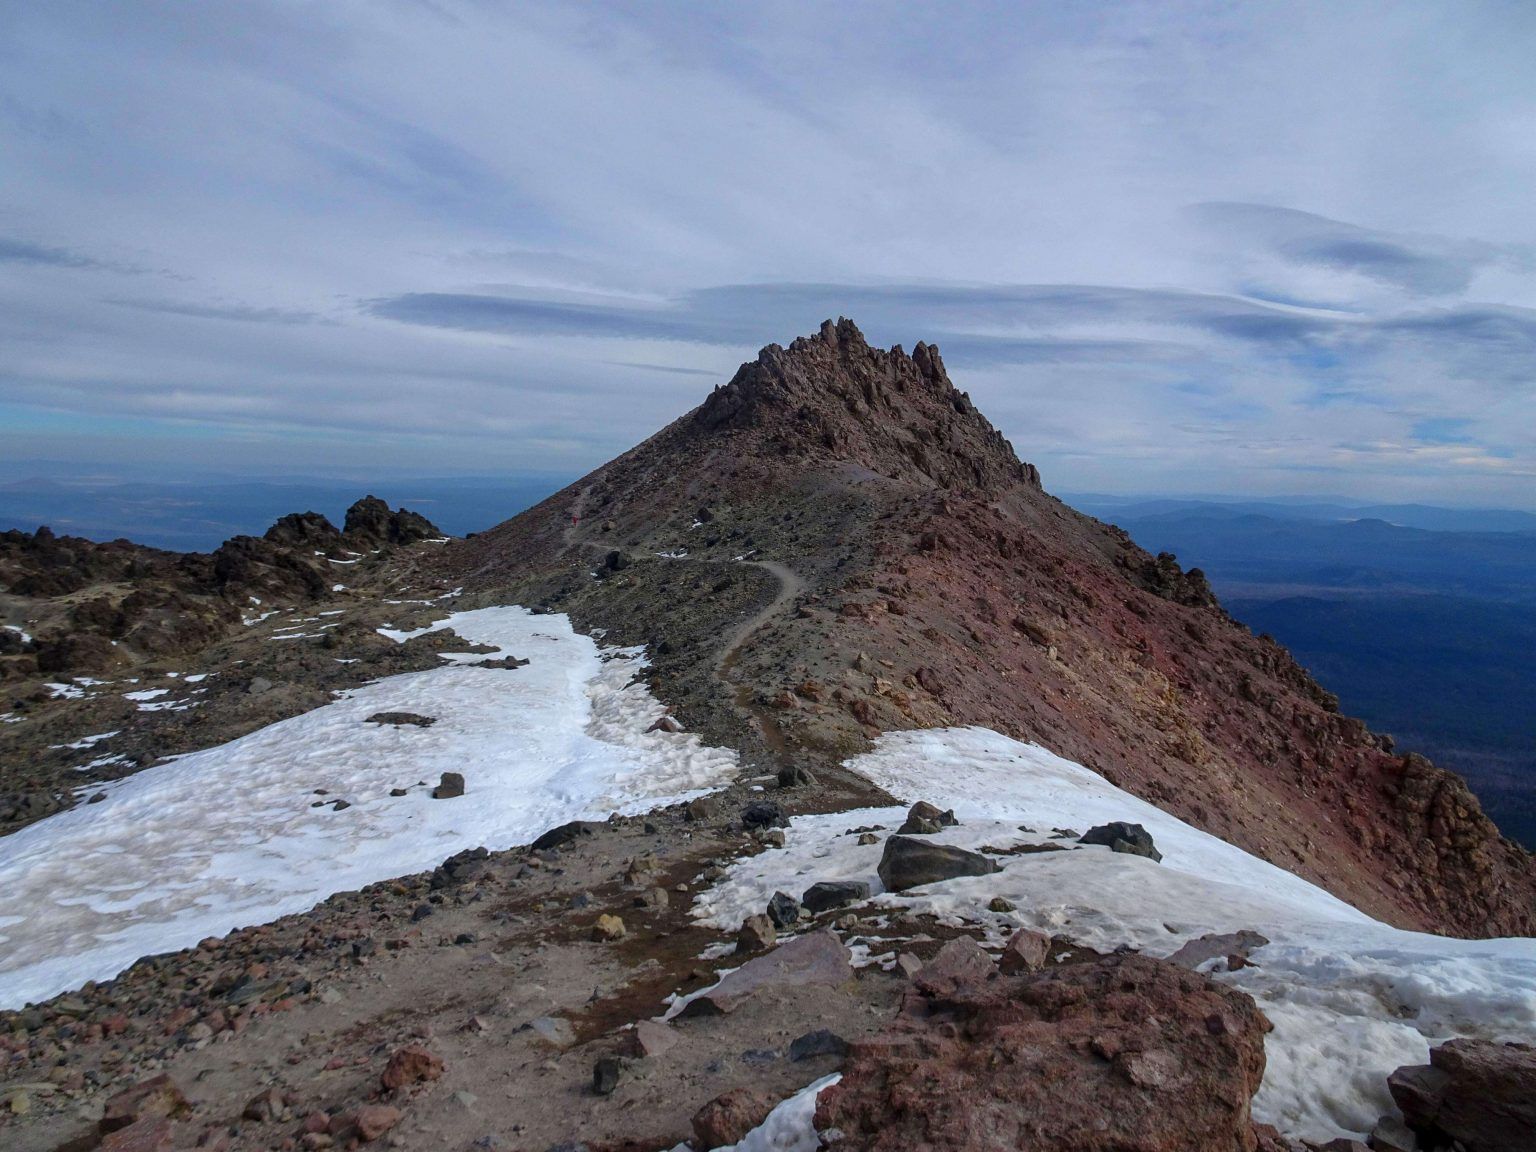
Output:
[242,1087,288,1123]
[913,936,996,998]
[592,914,626,942]
[802,880,871,914]
[381,1044,443,1091]
[789,1028,849,1062]
[766,891,800,928]
[692,1088,777,1150]
[988,896,1016,913]
[631,1020,678,1058]
[526,1016,576,1049]
[432,772,465,799]
[856,832,879,845]
[741,801,787,829]
[758,828,786,848]
[898,800,959,835]
[737,913,777,953]
[353,1104,402,1142]
[592,1056,622,1096]
[999,927,1051,974]
[634,887,669,911]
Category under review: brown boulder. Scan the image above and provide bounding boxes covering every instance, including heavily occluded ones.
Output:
[692,1087,777,1149]
[380,1044,444,1091]
[815,952,1271,1151]
[352,1104,403,1142]
[1388,1038,1536,1151]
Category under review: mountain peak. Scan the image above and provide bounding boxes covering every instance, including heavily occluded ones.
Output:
[691,318,1039,495]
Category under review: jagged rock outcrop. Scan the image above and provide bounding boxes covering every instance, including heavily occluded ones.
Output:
[454,318,1535,938]
[695,317,1039,494]
[263,511,344,552]
[342,496,439,546]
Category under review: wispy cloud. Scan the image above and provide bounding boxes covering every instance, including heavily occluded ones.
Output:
[1,1,1534,506]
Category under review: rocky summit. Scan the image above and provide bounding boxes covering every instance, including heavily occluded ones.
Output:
[1,321,1532,1152]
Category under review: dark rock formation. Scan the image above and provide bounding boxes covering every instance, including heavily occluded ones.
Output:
[263,511,344,551]
[1081,821,1163,862]
[343,496,439,546]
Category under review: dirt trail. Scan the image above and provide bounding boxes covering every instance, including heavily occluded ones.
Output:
[564,486,806,765]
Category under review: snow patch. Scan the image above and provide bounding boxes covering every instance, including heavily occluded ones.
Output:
[695,728,1536,1145]
[49,731,120,751]
[0,605,738,1008]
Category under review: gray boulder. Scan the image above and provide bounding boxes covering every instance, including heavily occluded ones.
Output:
[878,836,998,893]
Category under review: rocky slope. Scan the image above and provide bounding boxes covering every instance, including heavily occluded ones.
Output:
[0,498,449,835]
[452,318,1534,938]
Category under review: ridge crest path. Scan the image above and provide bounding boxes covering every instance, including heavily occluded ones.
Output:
[564,485,807,762]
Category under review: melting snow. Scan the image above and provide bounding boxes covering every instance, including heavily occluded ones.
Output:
[4,624,32,644]
[667,1075,841,1152]
[695,728,1536,1145]
[0,605,738,1009]
[49,731,120,751]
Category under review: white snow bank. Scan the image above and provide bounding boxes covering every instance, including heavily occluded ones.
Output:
[695,727,1536,1145]
[0,606,738,1009]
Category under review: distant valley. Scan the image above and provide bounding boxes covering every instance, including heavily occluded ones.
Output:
[1071,496,1536,849]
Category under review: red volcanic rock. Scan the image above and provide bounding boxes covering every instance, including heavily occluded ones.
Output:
[353,1104,403,1142]
[998,927,1051,974]
[380,1044,444,1091]
[691,1087,777,1150]
[815,953,1271,1151]
[1389,1038,1536,1151]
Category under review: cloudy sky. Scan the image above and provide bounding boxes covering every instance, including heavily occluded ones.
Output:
[3,1,1535,505]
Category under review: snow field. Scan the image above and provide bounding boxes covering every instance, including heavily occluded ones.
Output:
[692,727,1536,1145]
[0,606,738,1009]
